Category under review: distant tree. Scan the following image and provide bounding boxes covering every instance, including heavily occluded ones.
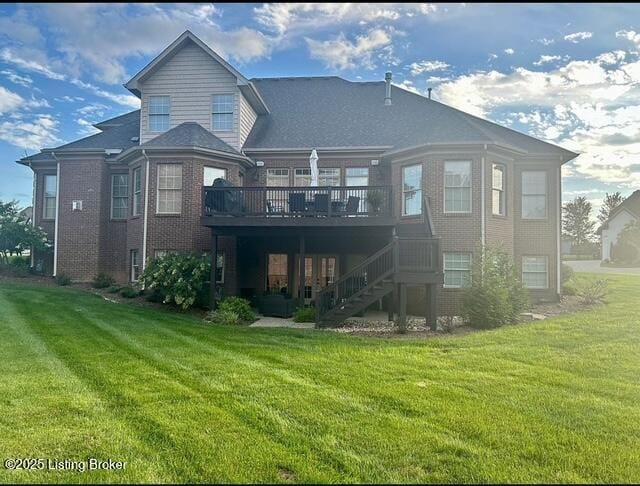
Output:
[597,192,624,224]
[612,220,640,265]
[0,200,51,264]
[563,196,596,246]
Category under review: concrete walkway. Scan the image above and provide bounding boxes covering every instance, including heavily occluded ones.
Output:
[565,259,640,274]
[249,316,314,329]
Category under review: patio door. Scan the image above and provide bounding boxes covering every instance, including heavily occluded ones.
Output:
[295,254,338,304]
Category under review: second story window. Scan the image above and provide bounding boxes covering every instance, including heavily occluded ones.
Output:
[492,164,506,216]
[157,164,182,214]
[204,166,226,186]
[43,174,57,220]
[444,161,472,213]
[402,164,422,216]
[319,168,340,187]
[267,168,289,186]
[132,167,142,216]
[522,170,547,219]
[212,94,234,131]
[294,168,311,187]
[111,174,129,219]
[149,96,170,132]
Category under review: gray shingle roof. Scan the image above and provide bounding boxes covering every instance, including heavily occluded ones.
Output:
[244,77,576,158]
[94,110,140,130]
[140,122,241,155]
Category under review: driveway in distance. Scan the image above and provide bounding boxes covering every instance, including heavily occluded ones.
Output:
[565,259,640,274]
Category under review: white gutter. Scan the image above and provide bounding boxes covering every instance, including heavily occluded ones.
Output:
[141,149,150,272]
[480,149,486,248]
[557,165,562,295]
[51,153,60,277]
[29,161,35,268]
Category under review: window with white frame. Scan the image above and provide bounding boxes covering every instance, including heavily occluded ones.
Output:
[132,167,142,217]
[157,164,182,214]
[402,164,422,216]
[522,256,548,289]
[294,168,311,187]
[204,166,226,186]
[443,253,472,288]
[212,94,234,131]
[492,164,506,216]
[266,168,289,186]
[148,96,170,132]
[130,250,140,282]
[444,161,472,213]
[111,174,128,219]
[43,174,57,219]
[266,168,289,211]
[522,171,547,219]
[318,168,340,186]
[346,167,369,187]
[202,250,225,283]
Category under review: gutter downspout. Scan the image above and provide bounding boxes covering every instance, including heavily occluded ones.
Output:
[557,164,562,297]
[141,149,150,274]
[51,152,60,277]
[29,161,36,268]
[480,147,486,249]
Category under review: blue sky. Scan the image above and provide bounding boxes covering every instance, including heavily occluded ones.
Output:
[1,3,640,218]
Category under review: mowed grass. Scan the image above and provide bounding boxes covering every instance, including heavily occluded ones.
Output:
[0,275,639,483]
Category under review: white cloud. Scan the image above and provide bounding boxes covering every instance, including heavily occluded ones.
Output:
[0,86,25,114]
[1,70,33,88]
[306,28,393,70]
[54,96,85,103]
[394,80,421,95]
[564,31,593,43]
[533,55,563,66]
[76,103,109,116]
[504,48,515,55]
[537,38,555,46]
[76,118,101,136]
[408,60,450,75]
[0,114,61,150]
[616,30,640,45]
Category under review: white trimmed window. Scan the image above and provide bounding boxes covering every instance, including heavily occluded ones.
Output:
[346,167,369,186]
[402,164,422,216]
[132,167,142,216]
[492,164,506,216]
[522,256,549,289]
[444,161,472,213]
[522,171,547,219]
[157,164,182,214]
[212,94,234,131]
[148,96,170,132]
[443,253,472,288]
[266,168,289,186]
[204,166,226,186]
[130,250,140,282]
[111,174,128,219]
[294,168,311,187]
[43,174,57,219]
[319,168,341,187]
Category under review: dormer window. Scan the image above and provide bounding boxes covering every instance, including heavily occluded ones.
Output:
[212,94,234,131]
[149,96,170,132]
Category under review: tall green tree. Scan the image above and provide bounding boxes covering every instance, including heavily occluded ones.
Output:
[563,196,596,246]
[0,200,51,264]
[597,192,624,224]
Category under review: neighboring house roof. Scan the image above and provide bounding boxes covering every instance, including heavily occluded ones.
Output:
[19,206,33,221]
[243,77,577,161]
[94,110,140,131]
[140,122,242,155]
[597,190,640,233]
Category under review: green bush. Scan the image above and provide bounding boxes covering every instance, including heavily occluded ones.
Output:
[92,273,115,289]
[0,263,29,277]
[561,263,574,285]
[562,281,577,296]
[293,306,315,323]
[462,246,529,329]
[218,296,256,323]
[55,273,72,286]
[611,220,640,265]
[9,255,30,268]
[575,277,608,305]
[140,253,210,310]
[107,285,121,294]
[119,286,139,298]
[204,309,242,326]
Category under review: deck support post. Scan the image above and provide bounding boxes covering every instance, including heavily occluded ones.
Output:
[298,235,305,304]
[397,283,407,333]
[425,284,438,331]
[388,283,397,322]
[210,231,218,310]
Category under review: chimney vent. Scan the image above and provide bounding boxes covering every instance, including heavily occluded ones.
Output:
[384,71,392,105]
[427,88,432,99]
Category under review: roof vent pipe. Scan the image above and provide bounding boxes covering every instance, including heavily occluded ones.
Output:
[427,88,432,99]
[384,71,392,105]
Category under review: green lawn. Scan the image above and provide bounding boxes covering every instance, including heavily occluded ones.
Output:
[0,275,639,483]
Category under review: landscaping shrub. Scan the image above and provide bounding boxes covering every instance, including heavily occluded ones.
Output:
[562,280,578,296]
[462,246,529,329]
[575,277,608,305]
[217,296,256,323]
[119,286,139,298]
[92,273,115,289]
[204,309,242,326]
[107,285,121,294]
[293,306,315,323]
[55,273,72,286]
[561,263,574,285]
[611,220,640,265]
[140,253,210,310]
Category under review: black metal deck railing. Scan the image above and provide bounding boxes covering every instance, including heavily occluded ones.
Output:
[202,185,393,219]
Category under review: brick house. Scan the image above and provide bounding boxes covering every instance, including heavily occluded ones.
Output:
[19,31,577,327]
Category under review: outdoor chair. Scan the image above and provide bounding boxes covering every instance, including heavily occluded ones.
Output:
[345,196,360,216]
[289,192,306,214]
[314,193,329,215]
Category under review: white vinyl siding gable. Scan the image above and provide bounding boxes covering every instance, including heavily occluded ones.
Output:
[239,93,257,147]
[139,42,239,147]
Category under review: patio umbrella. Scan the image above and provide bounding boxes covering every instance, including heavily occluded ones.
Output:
[309,149,319,186]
